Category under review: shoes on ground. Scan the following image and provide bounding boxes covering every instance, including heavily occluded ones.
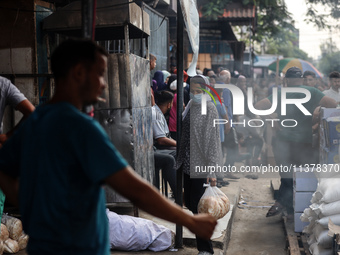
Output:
[224,173,240,179]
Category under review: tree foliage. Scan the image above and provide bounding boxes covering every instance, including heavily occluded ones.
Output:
[305,0,340,29]
[318,41,340,75]
[198,0,311,60]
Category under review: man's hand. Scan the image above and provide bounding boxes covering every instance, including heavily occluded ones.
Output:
[187,214,217,240]
[207,178,217,187]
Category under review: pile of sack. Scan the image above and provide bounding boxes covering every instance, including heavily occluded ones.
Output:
[0,215,28,254]
[301,178,340,255]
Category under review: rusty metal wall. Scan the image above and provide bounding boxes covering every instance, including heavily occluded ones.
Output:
[94,54,154,203]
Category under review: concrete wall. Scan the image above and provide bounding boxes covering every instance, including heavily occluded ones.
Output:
[0,0,53,132]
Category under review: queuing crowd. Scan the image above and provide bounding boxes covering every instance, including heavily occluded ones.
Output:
[150,55,340,229]
[0,40,339,255]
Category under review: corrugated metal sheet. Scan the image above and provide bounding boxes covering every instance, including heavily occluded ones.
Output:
[144,5,169,75]
[222,3,255,19]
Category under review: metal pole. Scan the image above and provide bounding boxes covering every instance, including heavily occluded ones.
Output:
[81,0,93,39]
[175,0,184,249]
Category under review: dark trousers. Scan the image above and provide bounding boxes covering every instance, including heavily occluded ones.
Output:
[244,136,263,159]
[272,138,318,214]
[184,173,214,254]
[224,143,238,167]
[154,150,177,193]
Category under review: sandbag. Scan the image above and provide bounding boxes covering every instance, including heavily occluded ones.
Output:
[1,215,22,241]
[106,209,173,252]
[317,214,340,228]
[312,200,340,218]
[301,207,317,223]
[17,232,29,250]
[309,243,332,255]
[3,239,19,254]
[0,224,8,241]
[313,223,333,248]
[312,178,340,204]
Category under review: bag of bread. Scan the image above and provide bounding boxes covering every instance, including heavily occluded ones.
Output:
[3,239,19,254]
[0,224,9,241]
[1,215,22,241]
[17,232,29,250]
[198,184,230,220]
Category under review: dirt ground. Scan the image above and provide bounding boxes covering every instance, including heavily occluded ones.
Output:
[226,176,286,255]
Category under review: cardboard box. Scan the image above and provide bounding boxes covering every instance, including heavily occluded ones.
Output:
[320,108,340,119]
[320,146,340,164]
[293,169,318,192]
[323,117,340,148]
[294,191,313,212]
[294,212,309,232]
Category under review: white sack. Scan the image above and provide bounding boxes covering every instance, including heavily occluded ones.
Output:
[317,214,340,228]
[312,200,340,218]
[312,178,340,204]
[106,209,172,252]
[313,223,333,248]
[309,243,332,255]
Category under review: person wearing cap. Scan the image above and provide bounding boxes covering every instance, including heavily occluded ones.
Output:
[255,67,336,218]
[323,71,340,104]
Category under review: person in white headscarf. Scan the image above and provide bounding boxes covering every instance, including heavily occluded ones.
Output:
[162,70,171,84]
[176,75,222,255]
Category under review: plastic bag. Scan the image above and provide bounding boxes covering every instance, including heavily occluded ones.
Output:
[198,184,230,219]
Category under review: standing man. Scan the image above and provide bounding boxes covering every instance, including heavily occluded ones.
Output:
[0,76,35,145]
[255,67,336,217]
[219,70,239,179]
[323,71,340,104]
[303,71,317,88]
[0,76,35,223]
[0,39,217,255]
[149,53,157,71]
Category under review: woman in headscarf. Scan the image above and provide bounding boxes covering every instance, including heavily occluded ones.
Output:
[162,70,171,84]
[176,75,222,255]
[153,71,167,91]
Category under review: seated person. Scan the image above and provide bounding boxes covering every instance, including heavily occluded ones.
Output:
[152,91,177,195]
[152,91,176,149]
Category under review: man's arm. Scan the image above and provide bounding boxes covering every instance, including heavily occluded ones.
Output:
[254,98,272,110]
[105,166,217,240]
[15,99,35,117]
[319,96,337,108]
[156,137,176,147]
[0,100,35,145]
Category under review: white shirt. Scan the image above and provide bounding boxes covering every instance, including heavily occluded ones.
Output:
[323,88,340,103]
